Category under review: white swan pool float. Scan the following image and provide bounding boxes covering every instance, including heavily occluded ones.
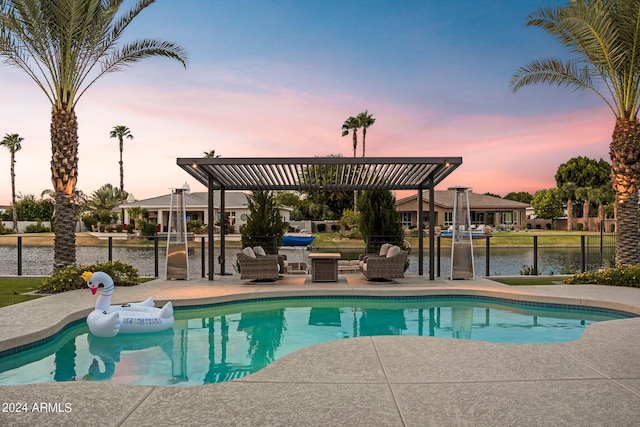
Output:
[83,271,174,338]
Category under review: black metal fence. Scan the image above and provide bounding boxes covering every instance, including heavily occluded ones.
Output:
[0,233,620,277]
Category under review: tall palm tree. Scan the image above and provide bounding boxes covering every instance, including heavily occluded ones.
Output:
[356,110,375,157]
[341,116,360,158]
[110,125,133,197]
[0,0,187,269]
[0,133,23,232]
[203,150,221,158]
[341,116,360,210]
[511,0,640,266]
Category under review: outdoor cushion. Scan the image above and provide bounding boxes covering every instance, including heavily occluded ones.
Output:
[242,246,256,258]
[386,245,401,258]
[253,246,266,257]
[379,243,392,256]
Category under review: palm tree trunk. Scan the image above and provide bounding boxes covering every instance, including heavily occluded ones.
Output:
[50,107,79,270]
[566,199,573,231]
[610,117,640,266]
[582,199,589,232]
[362,127,366,157]
[119,137,124,194]
[10,152,17,233]
[352,132,358,211]
[598,203,604,232]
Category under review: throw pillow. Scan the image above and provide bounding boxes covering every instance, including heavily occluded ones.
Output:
[253,246,266,257]
[379,243,392,256]
[242,246,256,258]
[386,245,401,258]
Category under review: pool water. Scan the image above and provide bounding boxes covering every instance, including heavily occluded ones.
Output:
[0,296,632,386]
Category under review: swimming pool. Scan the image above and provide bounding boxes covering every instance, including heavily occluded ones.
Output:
[0,295,633,386]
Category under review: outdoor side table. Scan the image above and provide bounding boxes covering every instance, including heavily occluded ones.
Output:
[309,253,341,282]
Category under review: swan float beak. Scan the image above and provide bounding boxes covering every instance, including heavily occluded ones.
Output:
[82,271,98,295]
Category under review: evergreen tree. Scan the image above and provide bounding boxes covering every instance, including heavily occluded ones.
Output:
[240,191,288,253]
[358,190,404,252]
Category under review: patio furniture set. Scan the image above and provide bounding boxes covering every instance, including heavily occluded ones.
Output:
[236,243,408,283]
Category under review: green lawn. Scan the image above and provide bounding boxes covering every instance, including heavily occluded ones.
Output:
[0,277,155,308]
[489,276,566,286]
[0,277,46,307]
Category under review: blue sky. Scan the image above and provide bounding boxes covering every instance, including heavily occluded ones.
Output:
[0,0,612,204]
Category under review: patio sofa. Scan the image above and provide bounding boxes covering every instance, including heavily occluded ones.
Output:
[236,246,284,281]
[359,244,408,280]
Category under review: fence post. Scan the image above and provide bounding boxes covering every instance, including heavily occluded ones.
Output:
[201,236,206,278]
[154,236,159,278]
[17,236,22,276]
[108,237,113,261]
[436,236,441,277]
[485,236,490,277]
[581,235,586,273]
[533,236,538,275]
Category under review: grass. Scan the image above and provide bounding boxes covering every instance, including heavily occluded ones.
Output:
[0,276,155,308]
[489,276,565,286]
[0,277,46,307]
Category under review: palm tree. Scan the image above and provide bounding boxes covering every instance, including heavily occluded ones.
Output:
[0,1,187,269]
[341,116,360,158]
[557,182,577,231]
[511,0,640,265]
[203,149,221,158]
[0,133,23,232]
[356,110,375,157]
[110,125,134,197]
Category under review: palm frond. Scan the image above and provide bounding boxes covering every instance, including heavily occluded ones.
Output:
[514,0,640,119]
[0,0,187,110]
[511,58,617,114]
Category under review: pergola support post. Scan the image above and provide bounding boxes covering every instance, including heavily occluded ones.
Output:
[418,185,424,276]
[429,181,435,280]
[220,186,227,275]
[207,175,215,281]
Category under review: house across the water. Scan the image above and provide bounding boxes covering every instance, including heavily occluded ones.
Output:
[396,190,530,230]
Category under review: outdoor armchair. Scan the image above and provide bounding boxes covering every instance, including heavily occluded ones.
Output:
[360,246,408,280]
[236,247,280,281]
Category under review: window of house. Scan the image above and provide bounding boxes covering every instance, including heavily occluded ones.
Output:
[444,211,453,226]
[470,211,485,225]
[400,212,412,228]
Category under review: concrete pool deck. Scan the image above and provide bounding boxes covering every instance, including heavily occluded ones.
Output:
[1,274,640,426]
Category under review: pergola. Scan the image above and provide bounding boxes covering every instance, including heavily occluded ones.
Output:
[177,156,462,280]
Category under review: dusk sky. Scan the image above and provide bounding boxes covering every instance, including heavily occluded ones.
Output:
[0,0,613,205]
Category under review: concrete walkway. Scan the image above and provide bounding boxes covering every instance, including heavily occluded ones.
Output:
[1,275,639,426]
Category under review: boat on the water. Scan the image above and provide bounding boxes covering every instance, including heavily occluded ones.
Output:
[281,233,315,247]
[439,225,492,239]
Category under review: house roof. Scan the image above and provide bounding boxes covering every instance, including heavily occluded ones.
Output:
[396,190,530,210]
[118,191,255,210]
[176,157,461,191]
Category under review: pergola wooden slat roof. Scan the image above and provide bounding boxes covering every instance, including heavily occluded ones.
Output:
[176,156,462,281]
[177,157,461,191]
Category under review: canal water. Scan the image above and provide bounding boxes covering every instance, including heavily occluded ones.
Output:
[0,245,584,277]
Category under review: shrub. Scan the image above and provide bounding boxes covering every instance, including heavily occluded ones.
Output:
[25,220,51,233]
[82,214,98,231]
[0,222,13,235]
[519,265,540,275]
[564,264,640,288]
[38,261,140,294]
[187,219,206,234]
